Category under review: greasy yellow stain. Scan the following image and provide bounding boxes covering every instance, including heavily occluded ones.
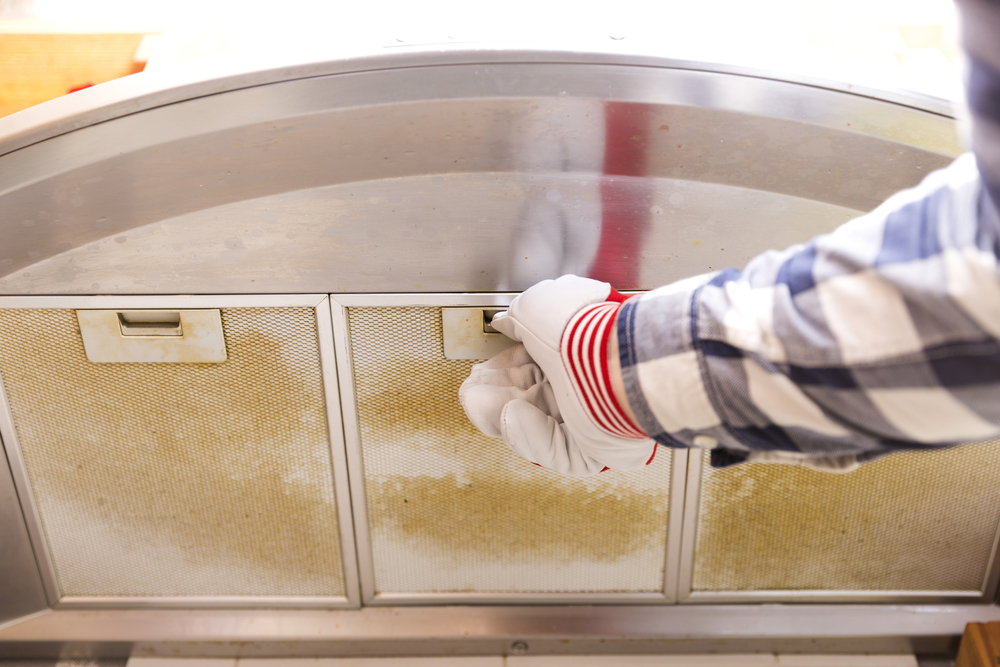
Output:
[693,442,1000,592]
[369,468,667,564]
[348,307,671,584]
[0,308,345,597]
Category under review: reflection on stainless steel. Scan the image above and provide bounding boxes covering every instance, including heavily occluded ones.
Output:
[502,98,604,288]
[503,101,657,289]
[590,102,655,288]
[0,60,958,296]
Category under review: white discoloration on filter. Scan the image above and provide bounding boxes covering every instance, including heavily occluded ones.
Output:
[0,308,345,597]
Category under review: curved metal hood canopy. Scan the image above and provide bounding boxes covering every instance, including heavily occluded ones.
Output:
[0,44,962,295]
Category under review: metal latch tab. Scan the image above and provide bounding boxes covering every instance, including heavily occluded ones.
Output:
[77,309,227,363]
[442,307,517,360]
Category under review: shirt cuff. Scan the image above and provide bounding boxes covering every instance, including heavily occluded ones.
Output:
[616,273,725,449]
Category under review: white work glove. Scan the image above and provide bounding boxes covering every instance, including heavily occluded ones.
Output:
[459,275,657,477]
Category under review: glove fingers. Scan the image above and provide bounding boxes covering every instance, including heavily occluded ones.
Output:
[460,344,558,439]
[535,378,561,422]
[500,399,605,477]
[472,342,533,371]
[464,345,542,390]
[460,381,561,439]
[489,310,518,340]
[459,383,505,438]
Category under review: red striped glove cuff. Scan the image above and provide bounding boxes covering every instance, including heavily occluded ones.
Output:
[560,294,647,440]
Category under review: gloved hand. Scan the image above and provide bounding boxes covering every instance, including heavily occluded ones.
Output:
[459,275,657,477]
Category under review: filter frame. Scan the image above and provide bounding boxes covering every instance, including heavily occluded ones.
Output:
[677,448,1000,604]
[330,293,689,606]
[0,294,361,609]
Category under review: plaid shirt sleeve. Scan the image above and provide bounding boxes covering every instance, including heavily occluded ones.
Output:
[617,0,1000,468]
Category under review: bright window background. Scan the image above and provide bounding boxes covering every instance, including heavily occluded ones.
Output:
[0,0,963,118]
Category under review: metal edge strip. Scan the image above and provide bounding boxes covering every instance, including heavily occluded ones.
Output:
[0,295,330,309]
[0,608,47,635]
[663,447,689,603]
[0,42,958,158]
[54,596,354,609]
[330,293,518,307]
[676,448,703,603]
[5,603,1000,642]
[685,590,986,604]
[315,297,362,609]
[367,592,670,606]
[328,296,376,605]
[0,356,61,605]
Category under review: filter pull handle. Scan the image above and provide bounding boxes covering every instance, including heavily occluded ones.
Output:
[117,311,183,337]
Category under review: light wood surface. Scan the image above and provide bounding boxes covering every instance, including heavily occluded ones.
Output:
[958,622,1000,667]
[0,31,150,118]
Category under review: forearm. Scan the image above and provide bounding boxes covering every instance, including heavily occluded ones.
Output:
[616,154,1000,465]
[607,0,1000,466]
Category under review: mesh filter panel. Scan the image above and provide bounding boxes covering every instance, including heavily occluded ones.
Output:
[0,307,345,598]
[692,442,1000,592]
[348,306,671,595]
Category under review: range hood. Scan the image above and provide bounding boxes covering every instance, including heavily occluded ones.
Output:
[1,43,996,657]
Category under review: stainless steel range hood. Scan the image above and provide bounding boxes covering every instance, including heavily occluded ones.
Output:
[1,43,998,657]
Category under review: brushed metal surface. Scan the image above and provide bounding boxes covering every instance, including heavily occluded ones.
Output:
[0,438,48,625]
[2,604,999,649]
[0,639,953,659]
[0,44,959,158]
[0,59,959,296]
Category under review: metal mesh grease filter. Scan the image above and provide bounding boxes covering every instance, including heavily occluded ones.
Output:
[692,441,1000,592]
[0,308,345,598]
[348,307,671,595]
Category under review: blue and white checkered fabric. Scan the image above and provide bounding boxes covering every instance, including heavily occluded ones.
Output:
[618,0,1000,467]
